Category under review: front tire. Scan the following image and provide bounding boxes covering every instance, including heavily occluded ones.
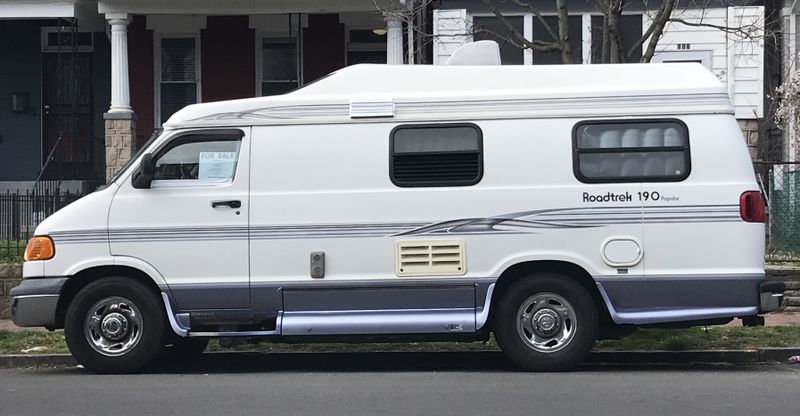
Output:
[493,273,598,371]
[64,277,166,373]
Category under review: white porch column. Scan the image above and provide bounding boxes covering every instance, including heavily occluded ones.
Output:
[107,13,132,113]
[385,13,403,64]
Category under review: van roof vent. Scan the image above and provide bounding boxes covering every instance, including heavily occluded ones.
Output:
[350,99,395,118]
[395,239,466,276]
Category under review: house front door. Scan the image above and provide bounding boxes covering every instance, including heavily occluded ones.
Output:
[42,52,95,181]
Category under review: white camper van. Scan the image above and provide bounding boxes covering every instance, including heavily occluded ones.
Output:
[10,62,784,373]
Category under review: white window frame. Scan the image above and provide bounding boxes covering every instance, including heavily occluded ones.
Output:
[41,27,94,53]
[651,50,713,70]
[469,11,644,65]
[154,33,201,128]
[255,34,301,96]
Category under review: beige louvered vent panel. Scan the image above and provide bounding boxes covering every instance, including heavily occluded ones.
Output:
[395,239,466,276]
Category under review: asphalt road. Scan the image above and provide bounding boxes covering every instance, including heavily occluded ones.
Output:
[1,352,799,416]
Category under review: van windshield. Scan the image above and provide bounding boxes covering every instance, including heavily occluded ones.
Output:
[107,129,163,185]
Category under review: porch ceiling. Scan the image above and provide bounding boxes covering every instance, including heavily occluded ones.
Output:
[97,0,395,15]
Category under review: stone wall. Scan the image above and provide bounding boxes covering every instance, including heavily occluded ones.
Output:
[104,113,137,180]
[766,266,800,310]
[0,264,22,319]
[738,119,759,160]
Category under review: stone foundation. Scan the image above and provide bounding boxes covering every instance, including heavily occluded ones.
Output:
[766,266,800,310]
[104,112,137,181]
[738,119,759,160]
[0,264,22,319]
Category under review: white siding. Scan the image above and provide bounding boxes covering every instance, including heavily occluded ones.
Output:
[645,6,764,119]
[433,9,472,65]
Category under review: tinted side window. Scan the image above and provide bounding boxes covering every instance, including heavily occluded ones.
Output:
[153,137,242,182]
[390,124,483,187]
[573,120,690,183]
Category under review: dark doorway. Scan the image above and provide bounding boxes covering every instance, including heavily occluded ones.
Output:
[41,52,95,180]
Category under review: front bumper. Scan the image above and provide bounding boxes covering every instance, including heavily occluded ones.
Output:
[760,281,785,313]
[9,278,68,327]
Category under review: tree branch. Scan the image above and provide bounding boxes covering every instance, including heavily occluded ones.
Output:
[628,0,671,60]
[474,26,561,52]
[668,17,760,39]
[640,0,677,62]
[506,0,559,43]
[480,0,562,52]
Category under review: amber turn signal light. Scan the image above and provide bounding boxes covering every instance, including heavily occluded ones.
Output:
[25,236,55,261]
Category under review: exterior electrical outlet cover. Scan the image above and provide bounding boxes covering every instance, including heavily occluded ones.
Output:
[395,239,466,276]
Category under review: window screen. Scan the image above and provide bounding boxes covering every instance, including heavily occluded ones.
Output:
[160,38,198,124]
[261,38,299,96]
[473,16,524,65]
[390,124,483,187]
[573,120,690,183]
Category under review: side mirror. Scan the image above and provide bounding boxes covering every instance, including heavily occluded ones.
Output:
[132,153,154,189]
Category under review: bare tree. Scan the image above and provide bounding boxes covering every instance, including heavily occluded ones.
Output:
[375,0,437,64]
[476,0,761,64]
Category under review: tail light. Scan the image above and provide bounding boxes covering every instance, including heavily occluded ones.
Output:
[740,191,766,223]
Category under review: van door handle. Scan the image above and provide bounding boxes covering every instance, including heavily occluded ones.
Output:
[211,200,241,209]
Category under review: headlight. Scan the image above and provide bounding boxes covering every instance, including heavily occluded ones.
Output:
[24,236,55,261]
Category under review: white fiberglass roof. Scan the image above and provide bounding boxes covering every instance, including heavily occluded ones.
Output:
[165,63,729,127]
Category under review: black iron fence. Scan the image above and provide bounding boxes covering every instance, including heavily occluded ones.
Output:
[755,162,800,262]
[0,189,80,263]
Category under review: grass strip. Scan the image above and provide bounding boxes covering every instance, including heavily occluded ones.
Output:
[2,326,800,355]
[0,240,26,264]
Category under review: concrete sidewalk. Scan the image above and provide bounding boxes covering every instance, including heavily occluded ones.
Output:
[727,310,800,327]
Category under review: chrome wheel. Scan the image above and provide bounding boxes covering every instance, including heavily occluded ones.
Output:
[516,292,577,353]
[83,297,143,357]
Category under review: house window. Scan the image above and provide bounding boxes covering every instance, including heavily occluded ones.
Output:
[531,16,582,64]
[573,120,690,183]
[158,37,199,125]
[260,38,299,96]
[390,124,483,187]
[651,50,713,70]
[590,15,643,63]
[473,16,524,65]
[347,29,387,65]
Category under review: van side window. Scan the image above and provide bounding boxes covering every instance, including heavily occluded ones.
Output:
[152,137,242,182]
[390,124,483,187]
[573,120,690,183]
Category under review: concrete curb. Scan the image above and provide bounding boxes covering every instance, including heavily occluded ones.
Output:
[2,348,800,369]
[0,354,76,368]
[588,348,800,364]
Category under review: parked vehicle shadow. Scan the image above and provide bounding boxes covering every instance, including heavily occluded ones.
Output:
[136,351,770,375]
[150,351,516,374]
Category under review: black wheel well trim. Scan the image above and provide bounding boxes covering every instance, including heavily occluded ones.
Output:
[485,260,614,332]
[54,265,167,328]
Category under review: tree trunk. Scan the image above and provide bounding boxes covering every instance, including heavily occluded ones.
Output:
[601,16,610,63]
[556,0,573,63]
[606,0,622,63]
[641,0,676,62]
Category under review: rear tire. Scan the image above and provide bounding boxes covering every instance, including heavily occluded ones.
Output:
[493,273,598,371]
[64,277,166,374]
